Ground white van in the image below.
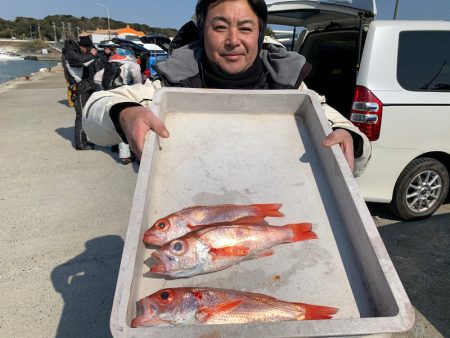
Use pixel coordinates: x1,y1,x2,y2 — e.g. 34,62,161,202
267,0,450,219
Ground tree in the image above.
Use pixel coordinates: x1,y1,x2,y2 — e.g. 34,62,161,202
0,14,178,40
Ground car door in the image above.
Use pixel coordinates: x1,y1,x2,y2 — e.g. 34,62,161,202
267,0,376,116
266,0,377,31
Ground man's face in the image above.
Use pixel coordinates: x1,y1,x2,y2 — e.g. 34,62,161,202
203,0,260,75
79,46,88,54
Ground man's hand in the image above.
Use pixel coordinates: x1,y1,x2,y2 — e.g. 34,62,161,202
119,106,170,159
322,129,354,172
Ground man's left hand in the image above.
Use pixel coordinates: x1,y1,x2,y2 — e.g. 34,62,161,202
322,129,354,172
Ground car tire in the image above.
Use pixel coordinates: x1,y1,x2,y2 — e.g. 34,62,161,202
389,158,449,220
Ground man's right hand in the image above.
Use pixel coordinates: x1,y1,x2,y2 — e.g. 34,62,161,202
119,106,170,159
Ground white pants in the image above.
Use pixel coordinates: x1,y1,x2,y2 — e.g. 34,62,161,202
118,142,131,159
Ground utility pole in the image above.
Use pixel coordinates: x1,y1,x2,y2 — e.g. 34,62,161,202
61,22,66,41
67,22,72,38
76,26,80,39
52,21,57,42
393,0,400,19
30,26,33,40
37,22,42,40
96,3,111,40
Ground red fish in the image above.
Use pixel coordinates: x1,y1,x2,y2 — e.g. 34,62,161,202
144,203,284,246
131,287,338,327
149,222,316,278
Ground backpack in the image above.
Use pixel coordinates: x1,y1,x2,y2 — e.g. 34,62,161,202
101,62,123,90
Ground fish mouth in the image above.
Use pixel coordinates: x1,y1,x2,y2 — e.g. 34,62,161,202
131,298,164,327
143,231,165,246
131,314,168,327
150,252,168,273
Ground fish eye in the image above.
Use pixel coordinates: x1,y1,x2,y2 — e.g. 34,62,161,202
154,220,170,232
169,240,188,256
157,289,174,304
173,242,183,251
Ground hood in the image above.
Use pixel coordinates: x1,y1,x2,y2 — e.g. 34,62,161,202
261,43,308,87
266,0,376,29
155,41,308,87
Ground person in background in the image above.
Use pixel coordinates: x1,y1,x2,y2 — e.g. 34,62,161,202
62,36,97,150
94,47,143,164
83,0,371,176
96,40,120,70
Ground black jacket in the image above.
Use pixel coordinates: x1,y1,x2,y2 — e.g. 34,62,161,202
62,39,97,85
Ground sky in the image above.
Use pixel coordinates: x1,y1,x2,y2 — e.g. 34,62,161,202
0,0,450,30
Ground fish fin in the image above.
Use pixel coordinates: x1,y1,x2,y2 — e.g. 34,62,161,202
284,223,317,242
250,203,285,218
256,249,274,258
296,303,339,320
187,223,202,231
197,300,242,322
210,246,250,258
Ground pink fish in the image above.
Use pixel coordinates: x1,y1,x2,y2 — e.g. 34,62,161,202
144,203,284,246
131,287,338,327
150,222,316,278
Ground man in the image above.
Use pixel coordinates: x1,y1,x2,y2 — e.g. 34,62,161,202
94,47,143,164
95,40,120,72
63,35,97,150
83,0,370,175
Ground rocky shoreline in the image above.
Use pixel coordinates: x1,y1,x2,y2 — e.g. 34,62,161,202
0,41,62,61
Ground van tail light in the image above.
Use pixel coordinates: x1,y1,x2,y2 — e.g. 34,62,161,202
350,86,383,141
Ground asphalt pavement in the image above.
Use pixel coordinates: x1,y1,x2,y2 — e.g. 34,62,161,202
0,67,448,338
0,67,139,338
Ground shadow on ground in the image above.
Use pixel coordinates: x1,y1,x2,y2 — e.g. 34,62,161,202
366,202,401,221
54,127,140,172
58,99,71,107
55,126,75,146
51,235,124,338
376,212,450,337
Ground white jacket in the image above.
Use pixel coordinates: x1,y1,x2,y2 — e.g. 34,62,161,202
83,44,371,176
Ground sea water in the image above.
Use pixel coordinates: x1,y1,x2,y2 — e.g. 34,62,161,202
0,59,59,84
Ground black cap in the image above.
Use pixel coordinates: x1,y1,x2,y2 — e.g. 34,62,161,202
78,36,94,48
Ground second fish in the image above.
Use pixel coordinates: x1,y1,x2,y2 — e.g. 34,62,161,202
149,222,316,278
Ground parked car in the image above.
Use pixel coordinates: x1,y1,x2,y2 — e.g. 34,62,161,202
267,0,450,220
111,37,153,74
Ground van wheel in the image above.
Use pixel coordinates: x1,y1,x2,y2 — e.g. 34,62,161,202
390,158,449,220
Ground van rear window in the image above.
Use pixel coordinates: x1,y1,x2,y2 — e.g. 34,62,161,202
397,31,450,91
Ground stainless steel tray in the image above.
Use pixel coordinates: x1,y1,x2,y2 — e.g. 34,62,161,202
110,88,414,337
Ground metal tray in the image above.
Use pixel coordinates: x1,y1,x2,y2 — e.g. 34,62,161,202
110,88,414,337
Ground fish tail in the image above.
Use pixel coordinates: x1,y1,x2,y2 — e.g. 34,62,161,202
297,303,339,320
284,223,317,242
250,203,284,218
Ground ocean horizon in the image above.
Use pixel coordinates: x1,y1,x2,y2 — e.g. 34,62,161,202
0,59,60,85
